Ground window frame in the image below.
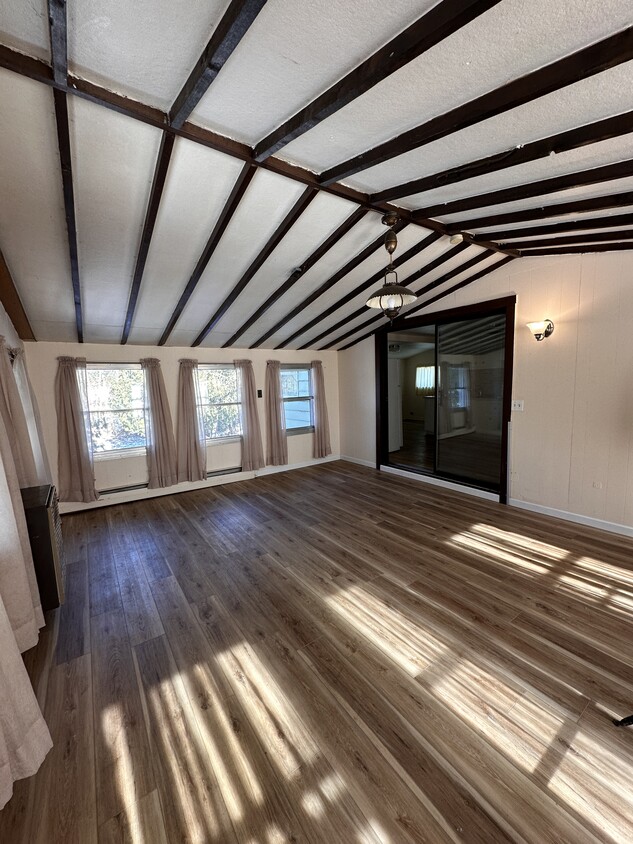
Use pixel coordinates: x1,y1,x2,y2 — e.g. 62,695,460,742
85,362,148,458
196,363,243,444
280,364,314,436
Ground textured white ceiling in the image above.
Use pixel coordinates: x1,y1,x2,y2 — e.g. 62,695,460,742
279,0,633,174
1,0,633,349
0,70,76,340
68,0,231,109
68,97,163,342
190,0,432,143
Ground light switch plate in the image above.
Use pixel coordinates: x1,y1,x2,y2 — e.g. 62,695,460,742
512,399,524,411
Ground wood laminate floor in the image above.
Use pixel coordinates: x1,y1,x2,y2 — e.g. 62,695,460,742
2,460,633,842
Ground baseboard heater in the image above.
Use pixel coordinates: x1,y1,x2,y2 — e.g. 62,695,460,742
98,467,242,496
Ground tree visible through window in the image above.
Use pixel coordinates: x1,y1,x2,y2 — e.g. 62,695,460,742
86,365,146,452
196,366,242,440
281,367,313,431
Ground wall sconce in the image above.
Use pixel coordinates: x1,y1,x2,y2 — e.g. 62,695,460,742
526,319,554,341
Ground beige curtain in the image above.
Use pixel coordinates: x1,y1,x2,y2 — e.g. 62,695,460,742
9,346,52,484
235,360,264,471
141,358,178,489
177,359,206,483
55,357,98,502
0,588,52,809
0,408,44,652
265,360,287,466
311,360,331,459
0,337,38,487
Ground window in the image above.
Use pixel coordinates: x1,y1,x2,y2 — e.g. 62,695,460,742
281,366,313,433
196,365,242,441
447,364,471,410
85,364,146,453
415,366,435,396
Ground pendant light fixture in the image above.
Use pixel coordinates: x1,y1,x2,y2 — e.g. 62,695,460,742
365,212,417,321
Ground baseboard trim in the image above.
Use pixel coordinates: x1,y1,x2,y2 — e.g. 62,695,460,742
509,498,633,538
380,465,500,501
59,455,340,514
340,455,376,468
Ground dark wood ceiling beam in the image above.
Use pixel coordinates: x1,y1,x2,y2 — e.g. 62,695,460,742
0,248,35,341
484,213,633,241
520,243,633,256
121,133,175,344
319,26,633,186
222,207,368,348
371,110,633,204
253,0,502,161
336,256,515,351
505,230,633,249
159,162,256,346
0,44,519,258
52,89,83,342
47,0,67,84
447,192,633,232
414,158,633,219
296,232,446,349
250,220,406,348
192,187,317,347
169,0,268,129
318,250,490,350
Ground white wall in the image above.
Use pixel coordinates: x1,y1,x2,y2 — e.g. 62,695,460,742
25,342,339,511
339,252,633,532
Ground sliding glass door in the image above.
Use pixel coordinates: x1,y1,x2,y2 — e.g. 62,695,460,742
379,297,514,500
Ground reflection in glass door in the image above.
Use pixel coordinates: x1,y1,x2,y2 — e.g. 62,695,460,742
436,314,505,488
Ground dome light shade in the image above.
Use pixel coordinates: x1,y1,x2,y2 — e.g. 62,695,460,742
366,282,417,320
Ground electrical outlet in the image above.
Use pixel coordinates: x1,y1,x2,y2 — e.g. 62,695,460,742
511,399,524,412
593,481,603,489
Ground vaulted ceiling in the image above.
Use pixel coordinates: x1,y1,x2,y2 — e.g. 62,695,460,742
1,0,632,350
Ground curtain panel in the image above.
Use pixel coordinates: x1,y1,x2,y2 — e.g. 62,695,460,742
176,359,206,483
9,346,52,484
234,360,264,471
265,361,287,466
0,337,38,487
311,360,331,459
55,357,98,502
140,359,178,489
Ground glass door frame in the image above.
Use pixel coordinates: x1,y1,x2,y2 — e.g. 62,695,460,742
376,295,516,503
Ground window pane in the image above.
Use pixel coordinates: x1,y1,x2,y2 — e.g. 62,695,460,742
198,368,239,404
281,368,310,398
86,368,145,410
200,404,242,439
91,410,146,451
284,399,312,430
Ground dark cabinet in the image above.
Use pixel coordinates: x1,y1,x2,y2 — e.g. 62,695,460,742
20,485,65,612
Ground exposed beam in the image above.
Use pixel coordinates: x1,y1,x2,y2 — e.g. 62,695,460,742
295,232,445,349
414,158,633,219
222,207,368,347
484,213,633,241
447,192,633,232
520,243,633,255
47,0,67,84
371,110,633,204
336,256,515,351
319,251,490,350
192,187,317,347
0,44,517,257
52,89,83,342
159,163,256,346
253,0,502,161
504,230,633,249
121,133,175,344
0,249,35,341
250,220,404,348
169,0,268,129
318,26,633,186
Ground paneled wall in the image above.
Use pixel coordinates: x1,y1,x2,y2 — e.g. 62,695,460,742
339,252,633,532
25,342,339,511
